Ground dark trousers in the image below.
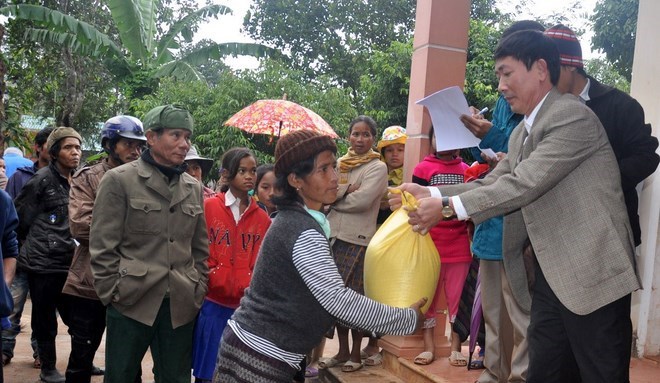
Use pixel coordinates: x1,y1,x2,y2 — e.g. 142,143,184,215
105,299,193,383
1,269,38,360
27,272,70,343
1,335,4,383
64,295,106,383
527,264,632,383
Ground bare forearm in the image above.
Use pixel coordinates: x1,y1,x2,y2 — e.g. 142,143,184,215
3,257,16,287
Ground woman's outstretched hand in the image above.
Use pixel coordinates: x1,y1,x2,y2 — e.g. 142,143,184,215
409,297,429,332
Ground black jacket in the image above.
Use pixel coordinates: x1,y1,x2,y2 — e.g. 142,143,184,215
14,163,75,273
587,76,660,246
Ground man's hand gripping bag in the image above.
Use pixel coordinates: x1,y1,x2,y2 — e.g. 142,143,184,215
364,190,440,313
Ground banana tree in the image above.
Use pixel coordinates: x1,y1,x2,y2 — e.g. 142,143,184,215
0,1,279,85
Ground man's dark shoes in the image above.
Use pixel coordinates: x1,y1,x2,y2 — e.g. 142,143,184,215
1,354,10,366
40,368,65,383
91,365,105,375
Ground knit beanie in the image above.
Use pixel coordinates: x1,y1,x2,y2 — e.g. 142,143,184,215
46,127,82,151
143,104,194,133
544,24,583,68
274,130,337,177
377,126,407,151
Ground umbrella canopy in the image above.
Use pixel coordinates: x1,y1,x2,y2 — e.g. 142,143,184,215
224,99,339,138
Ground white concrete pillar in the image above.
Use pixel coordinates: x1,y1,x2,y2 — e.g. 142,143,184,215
629,0,660,358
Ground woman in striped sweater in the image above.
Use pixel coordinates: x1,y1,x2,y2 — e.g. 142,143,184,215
212,130,426,383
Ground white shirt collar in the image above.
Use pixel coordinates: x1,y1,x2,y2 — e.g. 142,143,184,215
579,77,591,102
522,91,551,134
225,189,243,224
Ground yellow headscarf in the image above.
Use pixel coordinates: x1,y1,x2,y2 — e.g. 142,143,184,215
338,148,381,173
377,126,407,186
376,126,407,151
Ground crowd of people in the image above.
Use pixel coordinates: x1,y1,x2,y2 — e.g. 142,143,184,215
0,21,656,383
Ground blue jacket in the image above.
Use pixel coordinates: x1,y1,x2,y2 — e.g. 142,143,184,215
0,190,19,317
469,96,523,261
3,153,33,179
5,163,38,200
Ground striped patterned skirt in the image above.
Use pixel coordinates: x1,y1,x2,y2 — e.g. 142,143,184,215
332,239,367,294
213,326,297,383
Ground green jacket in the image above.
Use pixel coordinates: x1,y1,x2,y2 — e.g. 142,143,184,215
90,158,209,328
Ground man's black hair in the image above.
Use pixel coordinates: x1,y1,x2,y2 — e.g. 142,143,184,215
501,20,545,39
494,30,561,86
35,127,55,147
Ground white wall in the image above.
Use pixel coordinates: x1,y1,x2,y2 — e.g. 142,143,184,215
630,0,660,357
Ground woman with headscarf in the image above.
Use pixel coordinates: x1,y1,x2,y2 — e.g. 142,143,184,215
212,129,425,382
321,116,388,372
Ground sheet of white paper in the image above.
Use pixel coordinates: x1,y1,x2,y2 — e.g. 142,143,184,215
480,148,497,160
416,86,481,151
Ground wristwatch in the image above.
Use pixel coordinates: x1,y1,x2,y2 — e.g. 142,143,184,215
442,197,455,219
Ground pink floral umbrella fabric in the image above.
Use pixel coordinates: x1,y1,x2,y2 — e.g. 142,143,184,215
224,99,339,138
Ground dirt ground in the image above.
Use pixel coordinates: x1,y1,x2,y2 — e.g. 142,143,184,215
3,297,151,383
4,298,659,383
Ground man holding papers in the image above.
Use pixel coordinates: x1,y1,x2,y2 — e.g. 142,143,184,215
391,30,639,383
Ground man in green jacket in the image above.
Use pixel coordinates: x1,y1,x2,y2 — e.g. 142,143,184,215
90,105,209,383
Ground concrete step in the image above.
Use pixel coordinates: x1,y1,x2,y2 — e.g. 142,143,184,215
318,350,452,383
318,364,405,383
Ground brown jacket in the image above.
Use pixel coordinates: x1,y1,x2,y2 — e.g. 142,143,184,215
63,159,112,299
90,158,209,328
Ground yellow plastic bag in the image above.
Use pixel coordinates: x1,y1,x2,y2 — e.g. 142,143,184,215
364,190,440,313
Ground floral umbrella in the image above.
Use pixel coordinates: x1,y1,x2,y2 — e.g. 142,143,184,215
224,99,339,138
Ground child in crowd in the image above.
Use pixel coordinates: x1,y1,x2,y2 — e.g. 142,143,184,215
376,126,407,226
192,147,271,383
411,128,472,366
255,164,276,216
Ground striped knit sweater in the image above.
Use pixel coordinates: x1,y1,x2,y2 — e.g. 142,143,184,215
231,203,417,366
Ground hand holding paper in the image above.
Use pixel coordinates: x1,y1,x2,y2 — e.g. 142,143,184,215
416,86,482,151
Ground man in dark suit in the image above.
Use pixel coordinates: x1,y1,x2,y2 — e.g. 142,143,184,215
544,23,659,248
393,30,639,382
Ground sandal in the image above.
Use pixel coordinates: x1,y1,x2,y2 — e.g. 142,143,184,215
305,367,319,378
414,351,435,365
341,360,363,373
469,348,485,369
469,358,485,369
364,352,383,366
318,357,346,369
448,351,467,367
33,356,41,369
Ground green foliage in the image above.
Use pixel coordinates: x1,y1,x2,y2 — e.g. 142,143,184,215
0,0,278,147
585,57,631,93
244,0,415,92
134,61,356,181
464,19,500,111
358,40,412,130
2,1,120,144
591,0,638,81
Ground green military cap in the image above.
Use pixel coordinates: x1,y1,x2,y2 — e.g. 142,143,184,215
143,104,194,133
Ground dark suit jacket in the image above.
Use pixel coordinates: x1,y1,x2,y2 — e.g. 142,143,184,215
586,75,659,246
441,88,640,315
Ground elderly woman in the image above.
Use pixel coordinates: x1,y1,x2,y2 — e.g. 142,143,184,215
321,116,389,372
184,145,216,199
212,130,425,383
